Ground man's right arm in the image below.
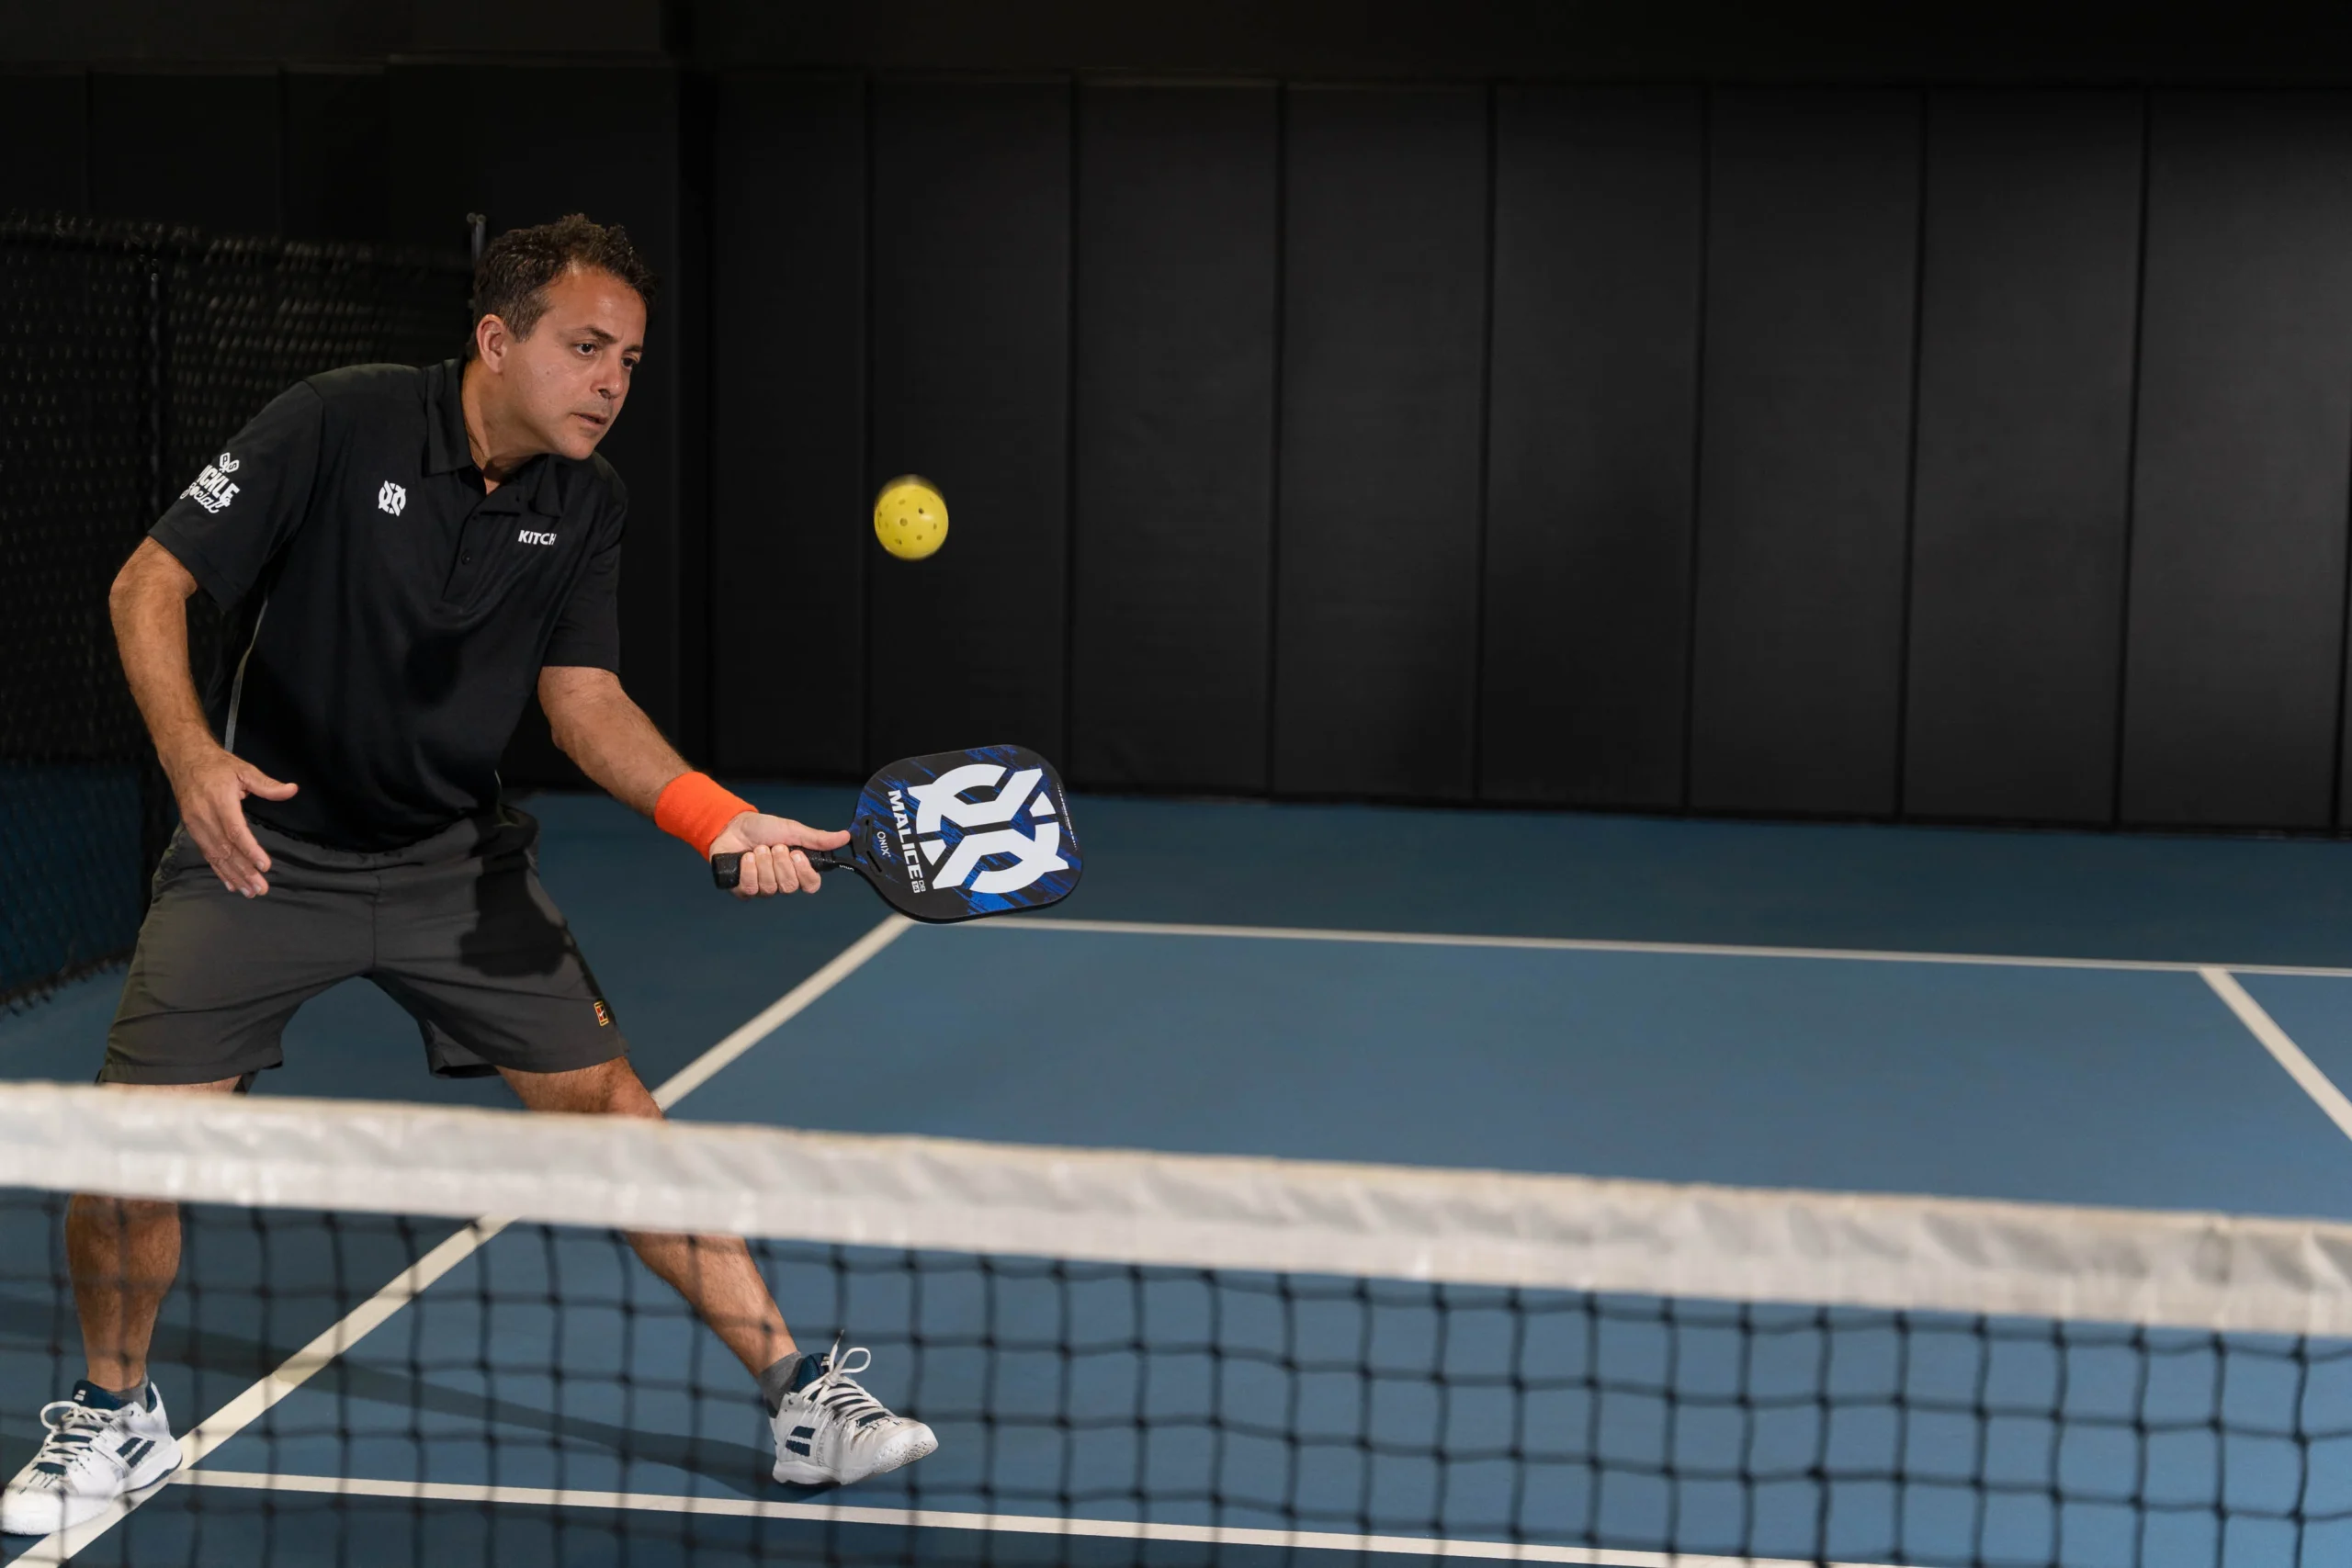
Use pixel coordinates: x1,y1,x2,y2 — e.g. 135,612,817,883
110,538,297,897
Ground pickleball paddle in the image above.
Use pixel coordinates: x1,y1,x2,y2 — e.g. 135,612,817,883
710,744,1082,923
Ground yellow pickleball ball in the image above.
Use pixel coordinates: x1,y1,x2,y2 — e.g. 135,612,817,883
874,475,949,561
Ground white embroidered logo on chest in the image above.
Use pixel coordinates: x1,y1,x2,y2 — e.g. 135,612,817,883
517,529,559,547
377,481,407,516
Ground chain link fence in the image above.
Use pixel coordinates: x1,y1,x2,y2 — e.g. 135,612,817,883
1,215,469,1010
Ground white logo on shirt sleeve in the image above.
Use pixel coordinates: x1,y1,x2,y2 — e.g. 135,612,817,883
181,452,241,513
377,481,408,516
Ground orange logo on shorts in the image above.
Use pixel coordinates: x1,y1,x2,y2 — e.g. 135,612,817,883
593,999,613,1028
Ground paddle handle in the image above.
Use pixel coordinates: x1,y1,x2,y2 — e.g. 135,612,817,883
710,846,851,890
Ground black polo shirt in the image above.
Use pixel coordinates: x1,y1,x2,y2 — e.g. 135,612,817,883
150,358,627,851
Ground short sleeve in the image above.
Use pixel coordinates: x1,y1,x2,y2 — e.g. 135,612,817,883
542,513,624,672
150,383,325,610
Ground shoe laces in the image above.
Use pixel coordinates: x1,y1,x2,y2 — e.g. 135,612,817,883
807,1335,892,1429
29,1400,123,1479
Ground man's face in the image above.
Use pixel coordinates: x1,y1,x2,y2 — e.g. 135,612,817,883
482,265,647,460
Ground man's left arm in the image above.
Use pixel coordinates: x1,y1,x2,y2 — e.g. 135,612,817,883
538,666,848,898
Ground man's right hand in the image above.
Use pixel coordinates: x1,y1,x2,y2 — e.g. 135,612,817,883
165,744,299,897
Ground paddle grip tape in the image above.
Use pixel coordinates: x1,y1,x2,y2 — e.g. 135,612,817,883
711,849,845,890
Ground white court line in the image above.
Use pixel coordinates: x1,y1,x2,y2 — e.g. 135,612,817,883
650,916,910,1110
19,913,911,1564
2202,967,2352,1144
984,916,2352,979
167,1469,1902,1568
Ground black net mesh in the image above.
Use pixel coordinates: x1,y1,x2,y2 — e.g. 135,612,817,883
0,215,467,1010
7,1080,2352,1568
5,1198,2351,1567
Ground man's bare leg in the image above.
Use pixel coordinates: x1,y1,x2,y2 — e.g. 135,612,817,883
498,1057,797,1376
68,1078,243,1393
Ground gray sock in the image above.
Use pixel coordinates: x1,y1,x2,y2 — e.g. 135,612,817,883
758,1351,824,1416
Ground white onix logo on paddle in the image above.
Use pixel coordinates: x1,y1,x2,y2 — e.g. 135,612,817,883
898,764,1069,897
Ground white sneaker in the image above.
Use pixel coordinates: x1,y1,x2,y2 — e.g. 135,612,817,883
771,1338,937,1487
1,1381,180,1535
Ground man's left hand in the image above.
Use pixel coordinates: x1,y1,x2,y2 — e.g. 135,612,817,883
708,813,850,898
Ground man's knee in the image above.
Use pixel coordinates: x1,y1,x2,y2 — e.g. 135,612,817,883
96,1075,245,1096
68,1192,175,1219
67,1078,242,1234
503,1055,659,1119
67,1190,178,1234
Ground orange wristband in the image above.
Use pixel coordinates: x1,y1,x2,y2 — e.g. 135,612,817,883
654,772,757,856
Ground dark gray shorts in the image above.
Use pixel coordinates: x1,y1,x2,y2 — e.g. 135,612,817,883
103,807,629,1085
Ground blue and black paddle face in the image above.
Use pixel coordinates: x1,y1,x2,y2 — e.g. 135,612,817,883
712,745,1081,923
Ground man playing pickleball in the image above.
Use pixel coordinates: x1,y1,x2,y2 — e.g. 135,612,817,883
1,216,935,1536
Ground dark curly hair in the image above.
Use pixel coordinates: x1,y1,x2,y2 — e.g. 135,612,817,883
468,214,659,360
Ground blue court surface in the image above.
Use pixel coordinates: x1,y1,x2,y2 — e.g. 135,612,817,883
10,790,2352,1566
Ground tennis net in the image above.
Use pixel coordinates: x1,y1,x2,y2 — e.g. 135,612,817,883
3,1081,2350,1567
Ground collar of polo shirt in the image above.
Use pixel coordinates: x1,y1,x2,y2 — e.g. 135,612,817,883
423,359,567,517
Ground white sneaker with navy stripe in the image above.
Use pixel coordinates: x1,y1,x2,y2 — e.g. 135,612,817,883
0,1380,179,1535
769,1338,937,1487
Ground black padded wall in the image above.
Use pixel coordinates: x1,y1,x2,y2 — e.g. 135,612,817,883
5,66,383,242
1069,84,1280,794
1687,90,1922,817
2,67,388,241
2123,92,2352,830
40,54,2352,832
282,69,390,244
88,71,282,234
1903,91,2142,824
864,80,1071,767
1478,86,1702,809
710,73,867,779
0,71,88,215
1272,85,1489,801
699,76,2352,831
389,62,694,780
